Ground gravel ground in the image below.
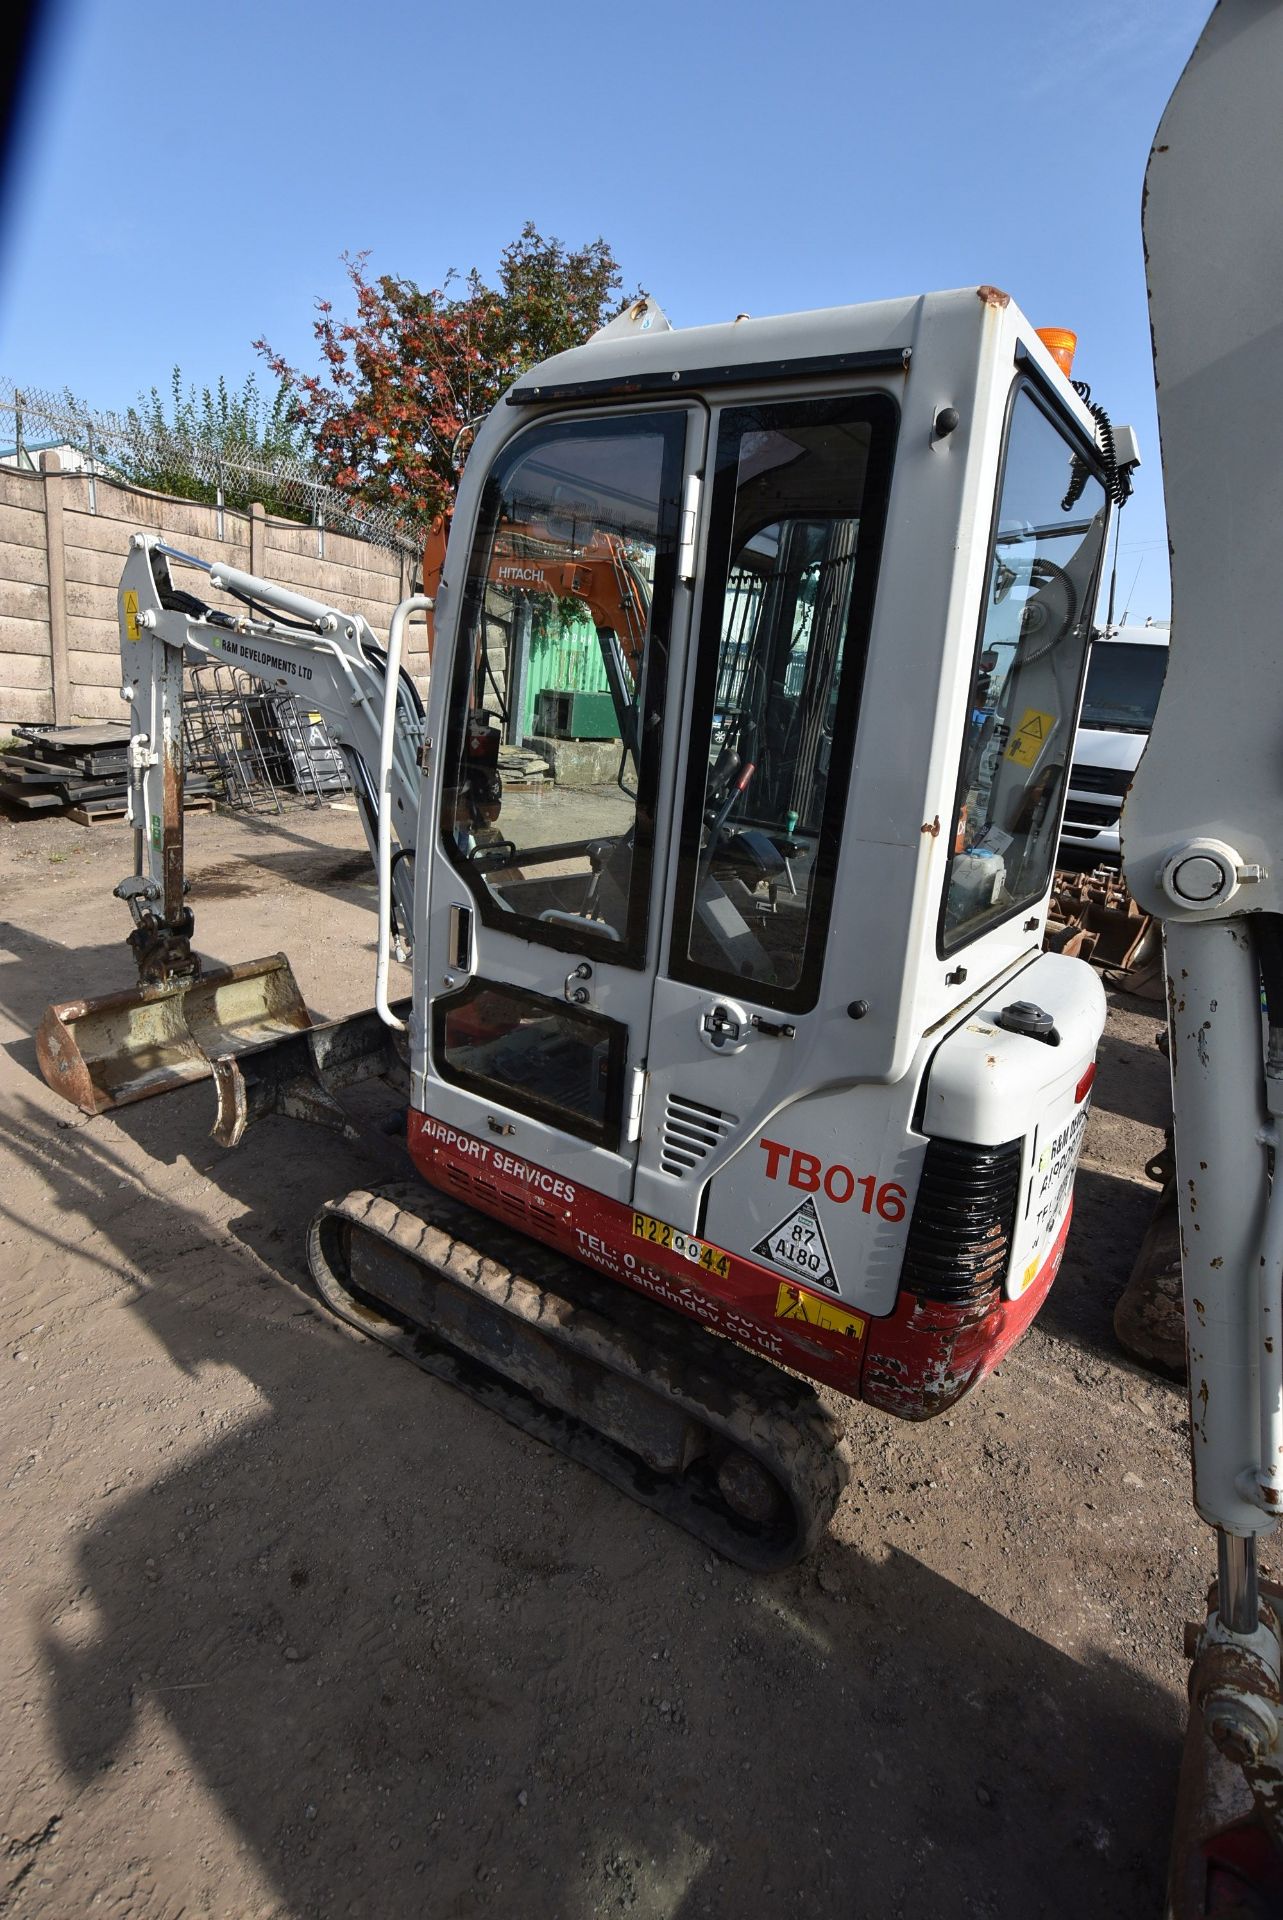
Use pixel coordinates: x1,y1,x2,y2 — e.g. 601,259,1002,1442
0,802,1260,1919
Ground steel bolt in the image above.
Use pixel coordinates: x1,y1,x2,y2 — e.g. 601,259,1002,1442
1204,1689,1278,1766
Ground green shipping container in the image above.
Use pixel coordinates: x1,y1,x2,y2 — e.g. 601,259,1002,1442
520,612,614,739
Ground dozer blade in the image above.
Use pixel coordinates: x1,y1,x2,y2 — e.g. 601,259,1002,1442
36,952,312,1117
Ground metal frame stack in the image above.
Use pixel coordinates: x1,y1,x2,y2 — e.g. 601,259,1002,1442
181,666,352,813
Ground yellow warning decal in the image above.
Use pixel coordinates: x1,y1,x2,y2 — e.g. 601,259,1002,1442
631,1211,731,1280
1004,707,1055,767
123,589,140,641
775,1283,865,1340
1018,1257,1039,1296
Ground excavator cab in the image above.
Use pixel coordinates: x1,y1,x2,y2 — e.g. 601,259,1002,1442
405,289,1124,1415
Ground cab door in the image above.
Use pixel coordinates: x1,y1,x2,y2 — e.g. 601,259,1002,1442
634,392,900,1255
419,405,705,1202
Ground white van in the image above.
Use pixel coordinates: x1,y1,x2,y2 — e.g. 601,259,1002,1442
1060,622,1169,859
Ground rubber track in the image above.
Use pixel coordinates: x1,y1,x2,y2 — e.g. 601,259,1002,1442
307,1181,852,1571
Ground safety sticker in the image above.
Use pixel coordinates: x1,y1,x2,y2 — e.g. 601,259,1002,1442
1004,707,1056,768
123,589,140,641
630,1211,731,1280
775,1283,865,1340
752,1196,837,1291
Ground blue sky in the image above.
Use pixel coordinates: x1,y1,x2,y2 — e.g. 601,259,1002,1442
2,0,1210,619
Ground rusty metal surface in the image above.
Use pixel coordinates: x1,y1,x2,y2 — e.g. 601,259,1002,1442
208,1003,409,1147
36,953,311,1116
1049,864,1158,974
1167,1707,1282,1918
1044,920,1100,962
1115,1176,1187,1378
210,1055,249,1147
160,724,184,928
1169,1582,1283,1917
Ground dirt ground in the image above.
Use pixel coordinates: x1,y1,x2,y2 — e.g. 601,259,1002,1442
0,802,1259,1920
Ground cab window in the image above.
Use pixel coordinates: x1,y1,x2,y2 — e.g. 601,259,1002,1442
943,387,1109,951
669,394,897,1013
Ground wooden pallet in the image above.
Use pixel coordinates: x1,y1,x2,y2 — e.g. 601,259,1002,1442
67,797,218,827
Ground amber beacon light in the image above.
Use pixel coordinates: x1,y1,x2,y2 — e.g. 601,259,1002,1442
1035,327,1078,378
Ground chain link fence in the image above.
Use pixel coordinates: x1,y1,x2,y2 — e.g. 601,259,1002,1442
0,379,419,558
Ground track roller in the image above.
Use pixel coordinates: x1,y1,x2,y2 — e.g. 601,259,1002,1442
307,1181,851,1571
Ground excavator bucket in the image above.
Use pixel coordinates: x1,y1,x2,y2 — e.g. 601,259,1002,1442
36,953,312,1117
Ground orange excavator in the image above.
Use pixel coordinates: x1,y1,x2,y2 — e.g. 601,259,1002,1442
422,515,649,694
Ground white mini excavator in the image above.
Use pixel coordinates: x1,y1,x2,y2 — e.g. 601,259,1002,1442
36,288,1130,1573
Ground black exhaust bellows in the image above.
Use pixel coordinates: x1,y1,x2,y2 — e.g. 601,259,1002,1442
899,1137,1023,1308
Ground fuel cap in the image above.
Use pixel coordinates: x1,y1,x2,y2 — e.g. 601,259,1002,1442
997,1000,1060,1045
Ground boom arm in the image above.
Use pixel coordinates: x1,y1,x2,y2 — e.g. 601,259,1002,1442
1122,1,1283,1898
116,536,429,996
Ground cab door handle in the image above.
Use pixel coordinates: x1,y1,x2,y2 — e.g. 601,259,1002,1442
698,998,750,1054
448,903,472,971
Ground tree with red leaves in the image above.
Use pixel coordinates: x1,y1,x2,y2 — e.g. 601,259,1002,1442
256,225,636,535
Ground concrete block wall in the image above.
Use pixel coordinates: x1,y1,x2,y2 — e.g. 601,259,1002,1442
0,457,424,729
0,468,55,724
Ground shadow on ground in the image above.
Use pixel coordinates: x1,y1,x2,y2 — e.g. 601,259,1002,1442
0,915,1184,1917
189,847,376,902
1091,1025,1170,1134
1040,1164,1165,1364
0,1073,1180,1920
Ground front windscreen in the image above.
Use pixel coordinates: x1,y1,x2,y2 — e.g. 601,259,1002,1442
943,386,1109,952
1079,642,1167,731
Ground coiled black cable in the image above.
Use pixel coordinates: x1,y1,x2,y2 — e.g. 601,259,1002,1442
1062,379,1134,512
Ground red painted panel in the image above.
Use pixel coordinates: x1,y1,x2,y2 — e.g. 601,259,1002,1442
407,1110,1070,1419
858,1206,1073,1419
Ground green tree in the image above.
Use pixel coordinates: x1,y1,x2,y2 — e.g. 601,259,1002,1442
257,224,639,534
117,368,310,519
